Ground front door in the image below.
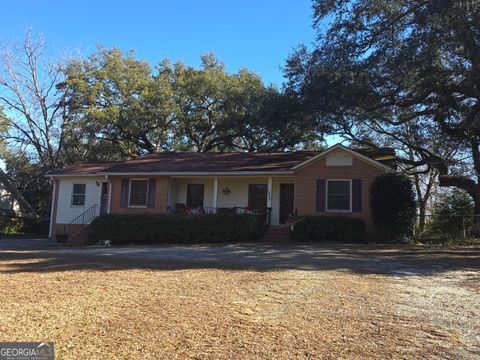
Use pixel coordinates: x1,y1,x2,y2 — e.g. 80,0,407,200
187,184,205,209
279,183,294,224
248,184,268,211
100,182,109,215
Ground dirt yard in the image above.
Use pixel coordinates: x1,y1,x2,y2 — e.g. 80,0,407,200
0,242,478,359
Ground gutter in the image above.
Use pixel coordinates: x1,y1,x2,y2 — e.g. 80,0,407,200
46,171,296,178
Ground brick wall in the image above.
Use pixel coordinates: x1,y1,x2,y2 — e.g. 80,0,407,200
110,176,169,214
294,156,385,238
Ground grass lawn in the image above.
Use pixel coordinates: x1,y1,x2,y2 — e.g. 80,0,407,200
0,249,477,359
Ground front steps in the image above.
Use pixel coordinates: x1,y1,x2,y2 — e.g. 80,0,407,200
55,234,86,246
55,225,89,246
263,225,292,242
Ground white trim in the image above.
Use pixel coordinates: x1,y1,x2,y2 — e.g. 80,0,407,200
267,177,272,208
46,174,101,178
292,144,390,171
128,178,149,208
212,177,218,211
325,179,352,213
71,183,87,207
48,180,56,238
107,182,112,214
47,171,295,178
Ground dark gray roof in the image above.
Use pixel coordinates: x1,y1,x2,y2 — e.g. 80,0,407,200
48,146,396,176
49,152,319,175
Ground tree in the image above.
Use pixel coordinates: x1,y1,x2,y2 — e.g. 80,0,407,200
370,173,417,240
285,1,480,217
157,54,266,152
0,30,70,171
236,89,328,152
64,50,325,155
428,189,474,237
0,107,8,153
61,46,176,159
160,53,327,152
361,122,458,233
2,150,51,217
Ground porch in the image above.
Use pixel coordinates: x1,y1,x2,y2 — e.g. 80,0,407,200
166,176,295,225
52,175,296,244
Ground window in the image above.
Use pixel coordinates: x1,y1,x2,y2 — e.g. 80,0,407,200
248,184,267,210
326,180,351,212
187,184,205,209
129,179,149,207
71,184,86,206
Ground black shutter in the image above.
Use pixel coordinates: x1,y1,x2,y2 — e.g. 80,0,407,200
352,179,362,213
316,179,326,212
120,179,129,208
148,179,156,208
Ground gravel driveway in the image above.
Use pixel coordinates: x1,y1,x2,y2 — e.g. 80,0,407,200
1,239,479,358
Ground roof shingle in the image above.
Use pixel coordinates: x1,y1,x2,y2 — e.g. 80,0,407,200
48,145,395,176
49,152,318,175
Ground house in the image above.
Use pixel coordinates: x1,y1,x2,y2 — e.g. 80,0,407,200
0,168,36,217
47,144,394,243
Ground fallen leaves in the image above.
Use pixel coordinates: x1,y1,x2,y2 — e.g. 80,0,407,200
0,253,470,359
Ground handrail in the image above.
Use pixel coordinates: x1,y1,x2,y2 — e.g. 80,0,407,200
68,204,98,227
164,206,272,225
62,204,98,243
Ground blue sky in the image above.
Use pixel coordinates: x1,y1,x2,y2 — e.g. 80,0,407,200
0,0,316,86
0,1,320,170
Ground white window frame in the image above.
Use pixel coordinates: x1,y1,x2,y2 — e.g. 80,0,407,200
326,179,352,212
71,183,86,207
128,178,149,208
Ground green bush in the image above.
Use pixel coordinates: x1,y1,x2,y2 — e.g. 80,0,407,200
0,215,25,234
89,213,266,244
370,173,416,240
291,215,367,242
425,189,474,237
0,215,44,235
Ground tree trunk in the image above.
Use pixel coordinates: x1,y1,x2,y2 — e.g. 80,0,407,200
439,175,478,208
473,193,480,237
418,200,426,235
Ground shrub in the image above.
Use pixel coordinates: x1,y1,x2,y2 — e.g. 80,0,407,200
291,215,367,242
426,189,474,237
89,213,266,244
0,215,45,235
370,173,416,240
0,215,25,234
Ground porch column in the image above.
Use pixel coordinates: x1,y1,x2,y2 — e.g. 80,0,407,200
267,176,272,208
213,176,218,212
107,181,113,214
